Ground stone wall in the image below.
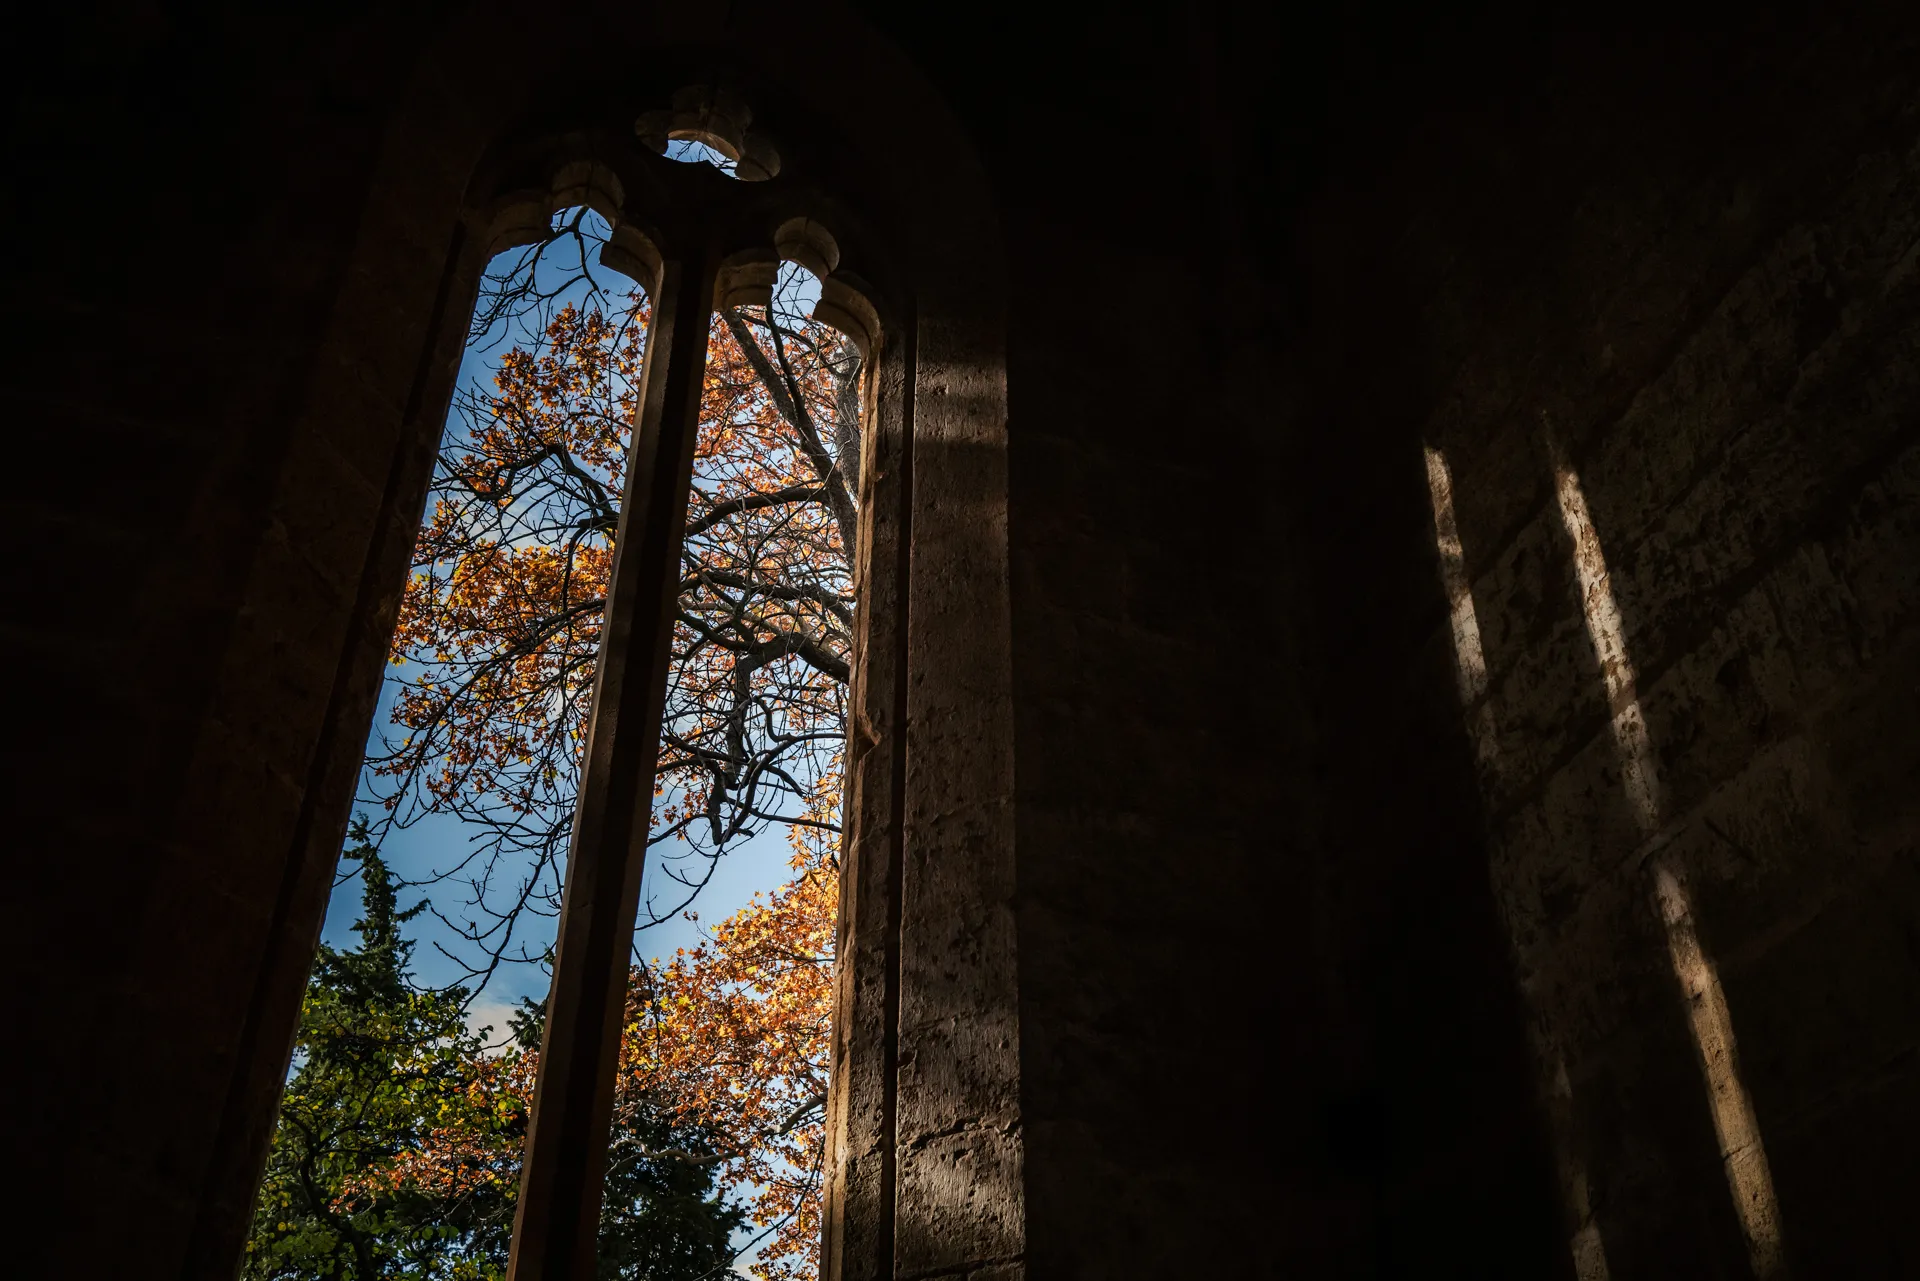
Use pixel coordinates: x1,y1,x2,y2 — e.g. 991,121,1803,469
1271,18,1920,1276
7,5,1919,1280
11,7,469,1275
953,9,1574,1276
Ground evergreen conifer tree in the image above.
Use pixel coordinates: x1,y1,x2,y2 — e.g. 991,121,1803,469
245,824,742,1279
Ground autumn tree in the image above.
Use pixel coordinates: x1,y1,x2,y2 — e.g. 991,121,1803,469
366,855,830,1278
614,824,839,1275
354,205,860,1277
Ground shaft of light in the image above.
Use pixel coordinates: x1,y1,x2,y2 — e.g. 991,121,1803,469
1425,447,1499,770
1553,457,1786,1278
1428,447,1608,1278
1551,461,1660,831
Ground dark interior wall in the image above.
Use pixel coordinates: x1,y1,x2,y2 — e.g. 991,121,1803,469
909,6,1920,1277
8,4,1920,1280
957,9,1571,1277
1379,24,1920,1277
873,8,1573,1278
1214,13,1920,1278
8,4,472,1273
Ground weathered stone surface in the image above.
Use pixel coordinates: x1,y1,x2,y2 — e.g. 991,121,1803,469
12,9,1920,1281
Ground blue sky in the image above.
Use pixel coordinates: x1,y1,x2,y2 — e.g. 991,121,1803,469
320,186,823,1046
307,151,826,1275
320,679,803,1039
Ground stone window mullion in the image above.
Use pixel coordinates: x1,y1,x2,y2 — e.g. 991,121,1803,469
822,309,914,1281
507,239,721,1281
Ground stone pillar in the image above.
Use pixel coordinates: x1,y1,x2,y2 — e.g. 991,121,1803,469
509,239,715,1281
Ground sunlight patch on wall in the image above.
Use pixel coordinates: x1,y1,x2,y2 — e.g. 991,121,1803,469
1570,1224,1611,1281
1424,446,1498,770
1652,863,1788,1278
1428,446,1612,1280
1551,1058,1616,1281
1551,459,1659,829
1551,454,1787,1279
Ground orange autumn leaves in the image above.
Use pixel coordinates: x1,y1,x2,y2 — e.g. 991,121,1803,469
352,832,834,1276
619,823,840,1276
653,305,855,864
381,303,641,836
371,265,859,1279
342,1049,537,1209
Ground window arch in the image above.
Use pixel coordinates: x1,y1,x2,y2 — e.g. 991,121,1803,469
197,22,1021,1281
454,108,891,1280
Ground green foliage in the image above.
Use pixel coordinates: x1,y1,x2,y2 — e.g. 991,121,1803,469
595,1111,745,1281
245,823,743,1280
245,825,516,1279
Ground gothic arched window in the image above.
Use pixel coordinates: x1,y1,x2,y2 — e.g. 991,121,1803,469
375,84,888,1281
224,37,1021,1281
